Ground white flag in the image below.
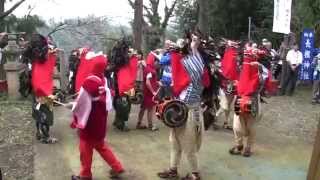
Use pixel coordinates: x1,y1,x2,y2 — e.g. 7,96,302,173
273,0,292,34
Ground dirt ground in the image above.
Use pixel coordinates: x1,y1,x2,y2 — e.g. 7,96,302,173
0,101,34,180
0,86,319,180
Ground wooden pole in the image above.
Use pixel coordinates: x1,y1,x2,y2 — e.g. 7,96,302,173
248,17,251,41
307,115,320,180
58,50,68,92
133,0,143,50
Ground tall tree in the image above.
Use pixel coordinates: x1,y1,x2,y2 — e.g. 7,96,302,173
0,0,26,20
0,0,26,31
133,0,143,50
128,0,178,51
198,0,209,38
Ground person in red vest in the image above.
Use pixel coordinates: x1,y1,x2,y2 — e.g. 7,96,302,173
67,56,125,180
216,40,240,130
158,30,211,180
23,34,58,144
108,39,138,131
230,42,269,157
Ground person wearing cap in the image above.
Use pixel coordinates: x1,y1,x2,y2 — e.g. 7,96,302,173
279,44,303,96
158,40,175,100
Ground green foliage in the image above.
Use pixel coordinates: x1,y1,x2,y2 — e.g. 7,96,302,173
1,14,45,34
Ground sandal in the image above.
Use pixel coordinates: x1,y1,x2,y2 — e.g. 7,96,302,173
109,169,125,179
229,145,243,155
181,173,201,180
157,168,178,179
243,147,252,157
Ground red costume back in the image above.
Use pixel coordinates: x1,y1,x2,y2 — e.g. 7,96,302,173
117,56,138,96
31,53,56,97
237,55,260,96
221,47,239,81
75,52,108,93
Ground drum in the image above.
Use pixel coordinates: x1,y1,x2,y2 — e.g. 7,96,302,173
156,99,188,128
234,96,258,117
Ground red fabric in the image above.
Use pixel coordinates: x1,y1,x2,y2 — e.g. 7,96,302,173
142,65,159,108
79,138,123,178
0,81,8,92
264,70,278,95
31,53,56,97
171,52,190,96
239,96,251,115
117,56,138,96
221,47,239,80
202,68,211,88
78,76,107,141
75,52,93,92
91,55,107,78
237,55,260,96
75,54,107,92
146,52,155,66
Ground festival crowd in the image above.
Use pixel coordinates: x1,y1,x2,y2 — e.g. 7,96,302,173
0,30,319,180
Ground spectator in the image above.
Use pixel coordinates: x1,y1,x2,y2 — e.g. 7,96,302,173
279,44,303,96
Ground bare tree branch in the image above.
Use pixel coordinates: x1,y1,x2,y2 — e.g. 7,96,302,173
0,0,26,20
26,4,36,17
47,23,68,36
127,0,135,8
143,5,153,19
161,0,178,29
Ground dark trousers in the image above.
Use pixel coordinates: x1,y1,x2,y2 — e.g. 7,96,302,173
113,96,131,129
32,98,54,141
280,67,299,95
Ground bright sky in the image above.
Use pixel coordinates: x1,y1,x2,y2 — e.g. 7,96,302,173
6,0,136,25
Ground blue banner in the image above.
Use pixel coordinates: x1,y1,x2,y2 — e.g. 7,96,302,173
299,28,315,80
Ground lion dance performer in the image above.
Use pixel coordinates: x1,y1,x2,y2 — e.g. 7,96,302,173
67,55,125,180
158,31,211,180
23,34,58,144
107,39,138,132
216,40,240,130
229,42,273,157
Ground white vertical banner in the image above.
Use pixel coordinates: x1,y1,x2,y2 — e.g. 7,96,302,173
273,0,292,34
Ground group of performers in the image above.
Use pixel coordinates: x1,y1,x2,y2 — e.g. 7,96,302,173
23,30,277,180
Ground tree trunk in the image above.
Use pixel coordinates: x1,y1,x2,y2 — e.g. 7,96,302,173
133,0,143,50
0,0,5,32
198,0,209,39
